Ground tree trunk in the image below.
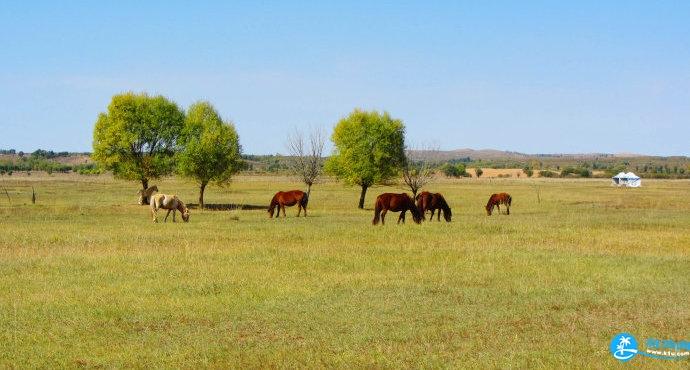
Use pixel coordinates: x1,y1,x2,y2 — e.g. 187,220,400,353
199,182,207,210
141,179,150,205
306,183,312,199
358,185,368,209
412,189,418,199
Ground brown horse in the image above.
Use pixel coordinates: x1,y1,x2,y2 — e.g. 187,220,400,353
268,190,309,218
416,191,452,222
372,193,423,225
486,193,512,215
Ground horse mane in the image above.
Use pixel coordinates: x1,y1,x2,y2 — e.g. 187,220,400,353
176,196,188,212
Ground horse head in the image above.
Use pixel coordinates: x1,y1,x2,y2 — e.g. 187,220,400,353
444,207,452,222
177,201,190,222
412,210,423,224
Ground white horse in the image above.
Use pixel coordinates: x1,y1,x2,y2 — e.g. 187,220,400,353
150,193,190,223
138,185,159,205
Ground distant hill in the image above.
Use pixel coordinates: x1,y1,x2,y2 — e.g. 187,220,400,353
407,148,645,161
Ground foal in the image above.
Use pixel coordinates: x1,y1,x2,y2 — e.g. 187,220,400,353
150,193,190,223
485,193,512,215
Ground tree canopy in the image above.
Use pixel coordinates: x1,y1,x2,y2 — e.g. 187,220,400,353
325,109,406,208
177,101,242,208
92,92,185,195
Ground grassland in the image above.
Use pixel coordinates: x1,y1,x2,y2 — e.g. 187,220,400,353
1,173,689,368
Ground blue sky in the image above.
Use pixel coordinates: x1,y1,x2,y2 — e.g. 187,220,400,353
1,1,689,155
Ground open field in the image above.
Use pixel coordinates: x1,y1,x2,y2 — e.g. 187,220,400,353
1,174,689,368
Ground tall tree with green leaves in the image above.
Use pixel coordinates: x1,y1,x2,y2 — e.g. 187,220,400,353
325,109,406,209
93,92,185,203
177,101,242,209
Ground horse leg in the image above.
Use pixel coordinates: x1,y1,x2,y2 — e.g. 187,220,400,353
173,209,177,222
506,204,510,215
281,204,287,218
398,211,406,224
164,209,172,222
496,204,501,215
429,209,435,222
297,204,302,217
152,208,158,223
381,209,388,225
437,209,441,221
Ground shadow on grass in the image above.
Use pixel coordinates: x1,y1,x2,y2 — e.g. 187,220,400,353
187,203,266,211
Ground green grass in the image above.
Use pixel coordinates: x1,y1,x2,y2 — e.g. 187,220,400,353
1,174,689,368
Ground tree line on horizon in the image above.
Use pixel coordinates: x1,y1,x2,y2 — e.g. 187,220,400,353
2,92,690,207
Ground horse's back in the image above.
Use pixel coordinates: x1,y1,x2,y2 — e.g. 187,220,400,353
152,193,179,209
275,190,305,206
377,192,413,211
490,192,511,204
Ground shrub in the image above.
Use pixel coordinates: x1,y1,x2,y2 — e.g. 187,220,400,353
539,170,557,178
561,166,592,178
441,163,468,178
475,168,483,178
523,166,534,177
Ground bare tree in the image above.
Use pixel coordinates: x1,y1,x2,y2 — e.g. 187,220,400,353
287,127,326,197
402,144,438,198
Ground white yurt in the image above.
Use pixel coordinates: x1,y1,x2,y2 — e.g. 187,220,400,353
611,172,641,187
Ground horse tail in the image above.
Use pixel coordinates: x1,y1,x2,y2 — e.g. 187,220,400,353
408,195,423,224
301,192,309,208
268,193,279,217
505,194,512,215
149,194,158,211
416,196,425,220
372,198,382,225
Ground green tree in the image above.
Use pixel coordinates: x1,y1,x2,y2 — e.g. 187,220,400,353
475,168,484,178
325,109,406,209
177,101,242,209
92,92,184,203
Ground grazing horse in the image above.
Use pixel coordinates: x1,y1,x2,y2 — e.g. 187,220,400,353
137,185,159,205
485,193,512,215
268,190,309,218
150,193,190,223
372,193,423,225
415,191,452,222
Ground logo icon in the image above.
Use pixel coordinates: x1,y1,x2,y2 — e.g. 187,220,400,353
610,333,639,362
